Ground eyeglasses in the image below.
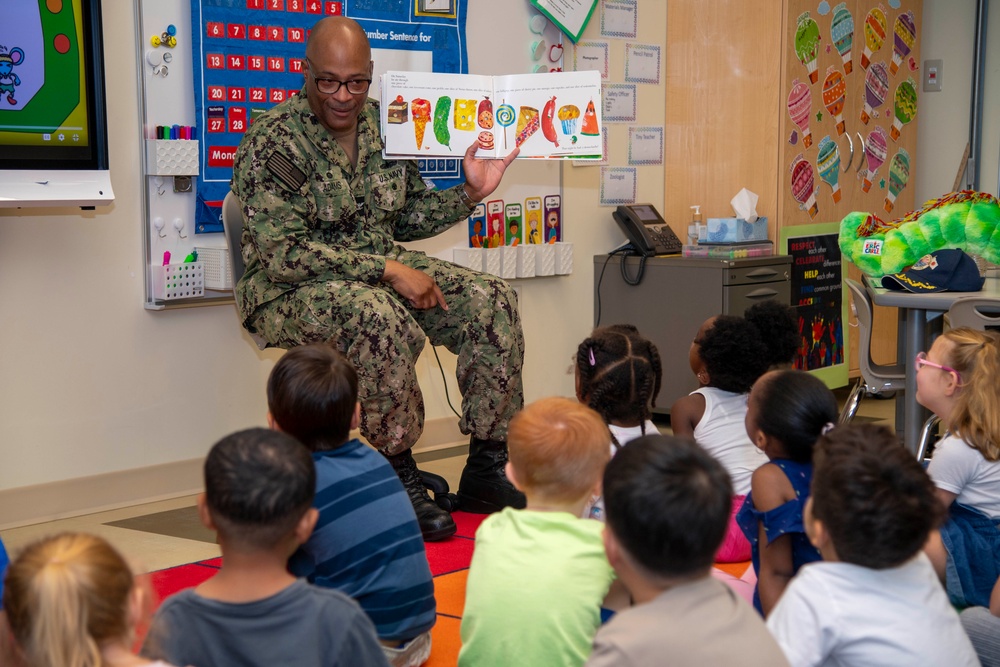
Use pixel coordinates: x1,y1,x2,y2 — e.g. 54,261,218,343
305,59,371,95
915,351,961,380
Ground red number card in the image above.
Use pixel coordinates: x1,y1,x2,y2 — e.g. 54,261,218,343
267,56,285,72
227,24,245,39
248,55,265,71
227,54,245,70
325,2,342,15
268,26,285,41
228,87,246,102
248,25,265,40
207,85,225,101
288,27,305,42
206,53,224,69
206,22,224,38
270,89,286,103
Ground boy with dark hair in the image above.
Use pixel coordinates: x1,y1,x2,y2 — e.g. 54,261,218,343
270,343,436,667
142,428,389,667
585,434,787,667
768,423,978,666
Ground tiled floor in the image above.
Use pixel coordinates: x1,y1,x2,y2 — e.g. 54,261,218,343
0,387,896,576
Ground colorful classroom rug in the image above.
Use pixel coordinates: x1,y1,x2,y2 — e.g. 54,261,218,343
146,511,753,667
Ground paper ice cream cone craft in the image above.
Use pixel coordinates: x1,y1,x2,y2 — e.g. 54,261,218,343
862,126,888,193
890,78,917,142
388,96,408,124
861,6,886,70
884,149,910,213
839,190,1000,279
478,97,493,129
860,61,888,125
787,80,813,149
516,107,540,147
891,11,916,76
831,3,855,75
794,13,821,85
790,154,819,219
817,135,842,204
823,68,847,137
558,104,580,134
581,99,599,136
411,98,431,149
454,99,476,131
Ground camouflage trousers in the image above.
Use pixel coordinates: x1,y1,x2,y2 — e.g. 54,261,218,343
249,248,525,455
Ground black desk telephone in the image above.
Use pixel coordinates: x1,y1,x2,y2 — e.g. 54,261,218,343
612,204,683,256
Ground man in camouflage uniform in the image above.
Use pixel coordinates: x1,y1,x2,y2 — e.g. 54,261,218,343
231,17,524,541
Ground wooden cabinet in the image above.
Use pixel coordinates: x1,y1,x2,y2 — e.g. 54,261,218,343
664,0,923,372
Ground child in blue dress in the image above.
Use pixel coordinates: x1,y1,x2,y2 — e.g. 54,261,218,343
736,369,838,615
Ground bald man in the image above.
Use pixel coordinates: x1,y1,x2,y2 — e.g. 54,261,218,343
231,17,524,541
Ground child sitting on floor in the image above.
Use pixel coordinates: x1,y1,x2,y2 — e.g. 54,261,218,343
670,314,770,562
459,397,616,667
736,369,837,615
918,328,1000,608
3,532,177,667
142,428,389,667
270,343,435,667
575,324,662,520
585,434,788,667
768,423,978,666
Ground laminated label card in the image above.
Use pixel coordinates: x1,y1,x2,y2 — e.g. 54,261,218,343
380,70,603,160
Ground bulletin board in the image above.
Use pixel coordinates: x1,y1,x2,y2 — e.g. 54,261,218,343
137,0,565,309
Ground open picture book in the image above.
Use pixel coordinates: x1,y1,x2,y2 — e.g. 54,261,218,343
379,70,602,160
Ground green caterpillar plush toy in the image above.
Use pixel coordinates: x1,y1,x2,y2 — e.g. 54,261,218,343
839,190,1000,278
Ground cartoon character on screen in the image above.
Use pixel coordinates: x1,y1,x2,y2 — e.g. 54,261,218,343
546,209,560,244
526,210,542,244
0,47,25,105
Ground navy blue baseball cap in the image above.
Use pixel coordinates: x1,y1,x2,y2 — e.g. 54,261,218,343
881,249,985,293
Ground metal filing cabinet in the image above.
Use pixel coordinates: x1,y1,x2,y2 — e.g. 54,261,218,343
593,254,792,415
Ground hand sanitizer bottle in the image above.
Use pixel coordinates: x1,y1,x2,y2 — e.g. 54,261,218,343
688,205,703,245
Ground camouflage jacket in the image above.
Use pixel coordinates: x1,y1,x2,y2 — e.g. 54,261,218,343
231,91,471,324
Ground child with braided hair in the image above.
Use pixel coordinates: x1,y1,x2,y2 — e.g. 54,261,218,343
574,324,663,520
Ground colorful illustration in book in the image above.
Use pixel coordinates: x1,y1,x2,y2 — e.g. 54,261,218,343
581,99,599,135
495,102,515,150
831,3,855,74
794,13,821,84
387,96,408,124
787,80,813,149
890,78,917,141
860,5,887,70
890,11,916,76
544,194,562,243
454,98,476,131
516,106,540,147
486,200,504,248
433,96,452,149
790,154,819,219
860,60,889,124
478,131,494,151
468,203,486,248
884,148,910,213
411,98,431,149
862,126,888,192
525,197,543,244
558,104,580,138
541,97,559,147
505,203,522,246
817,135,842,203
478,97,493,129
822,67,847,136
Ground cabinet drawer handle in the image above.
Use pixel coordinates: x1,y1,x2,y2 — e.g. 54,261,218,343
744,268,778,279
744,288,779,299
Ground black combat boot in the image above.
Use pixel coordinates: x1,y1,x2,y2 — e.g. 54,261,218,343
457,437,527,513
387,450,456,541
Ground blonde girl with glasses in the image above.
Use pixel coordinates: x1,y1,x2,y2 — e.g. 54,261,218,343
919,327,1000,608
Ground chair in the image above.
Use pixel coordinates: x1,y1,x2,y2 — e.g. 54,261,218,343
839,278,907,423
947,296,1000,332
221,190,267,351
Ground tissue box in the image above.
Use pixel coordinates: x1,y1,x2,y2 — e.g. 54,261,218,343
704,217,769,243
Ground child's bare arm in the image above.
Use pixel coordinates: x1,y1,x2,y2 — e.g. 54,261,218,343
749,463,796,617
989,574,1000,616
668,393,705,438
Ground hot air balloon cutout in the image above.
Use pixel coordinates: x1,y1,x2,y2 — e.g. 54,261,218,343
890,77,917,141
884,148,910,213
817,135,842,203
860,5,887,70
862,126,888,193
831,3,855,74
787,80,813,148
860,60,889,124
790,153,819,219
822,67,847,136
794,13,821,85
891,11,916,76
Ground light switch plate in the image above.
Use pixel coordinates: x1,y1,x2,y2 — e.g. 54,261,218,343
924,59,943,92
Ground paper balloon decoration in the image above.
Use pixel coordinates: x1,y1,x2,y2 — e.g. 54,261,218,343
831,3,855,74
862,126,888,193
787,80,813,149
890,78,917,141
790,154,819,219
884,148,910,213
860,61,889,124
794,13,822,84
861,6,886,70
822,67,847,136
891,11,916,76
817,136,842,203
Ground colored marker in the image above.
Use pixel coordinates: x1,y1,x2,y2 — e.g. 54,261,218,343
162,250,171,266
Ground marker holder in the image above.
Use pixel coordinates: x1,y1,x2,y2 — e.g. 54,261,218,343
146,140,199,176
154,262,205,300
553,242,574,275
193,247,233,290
